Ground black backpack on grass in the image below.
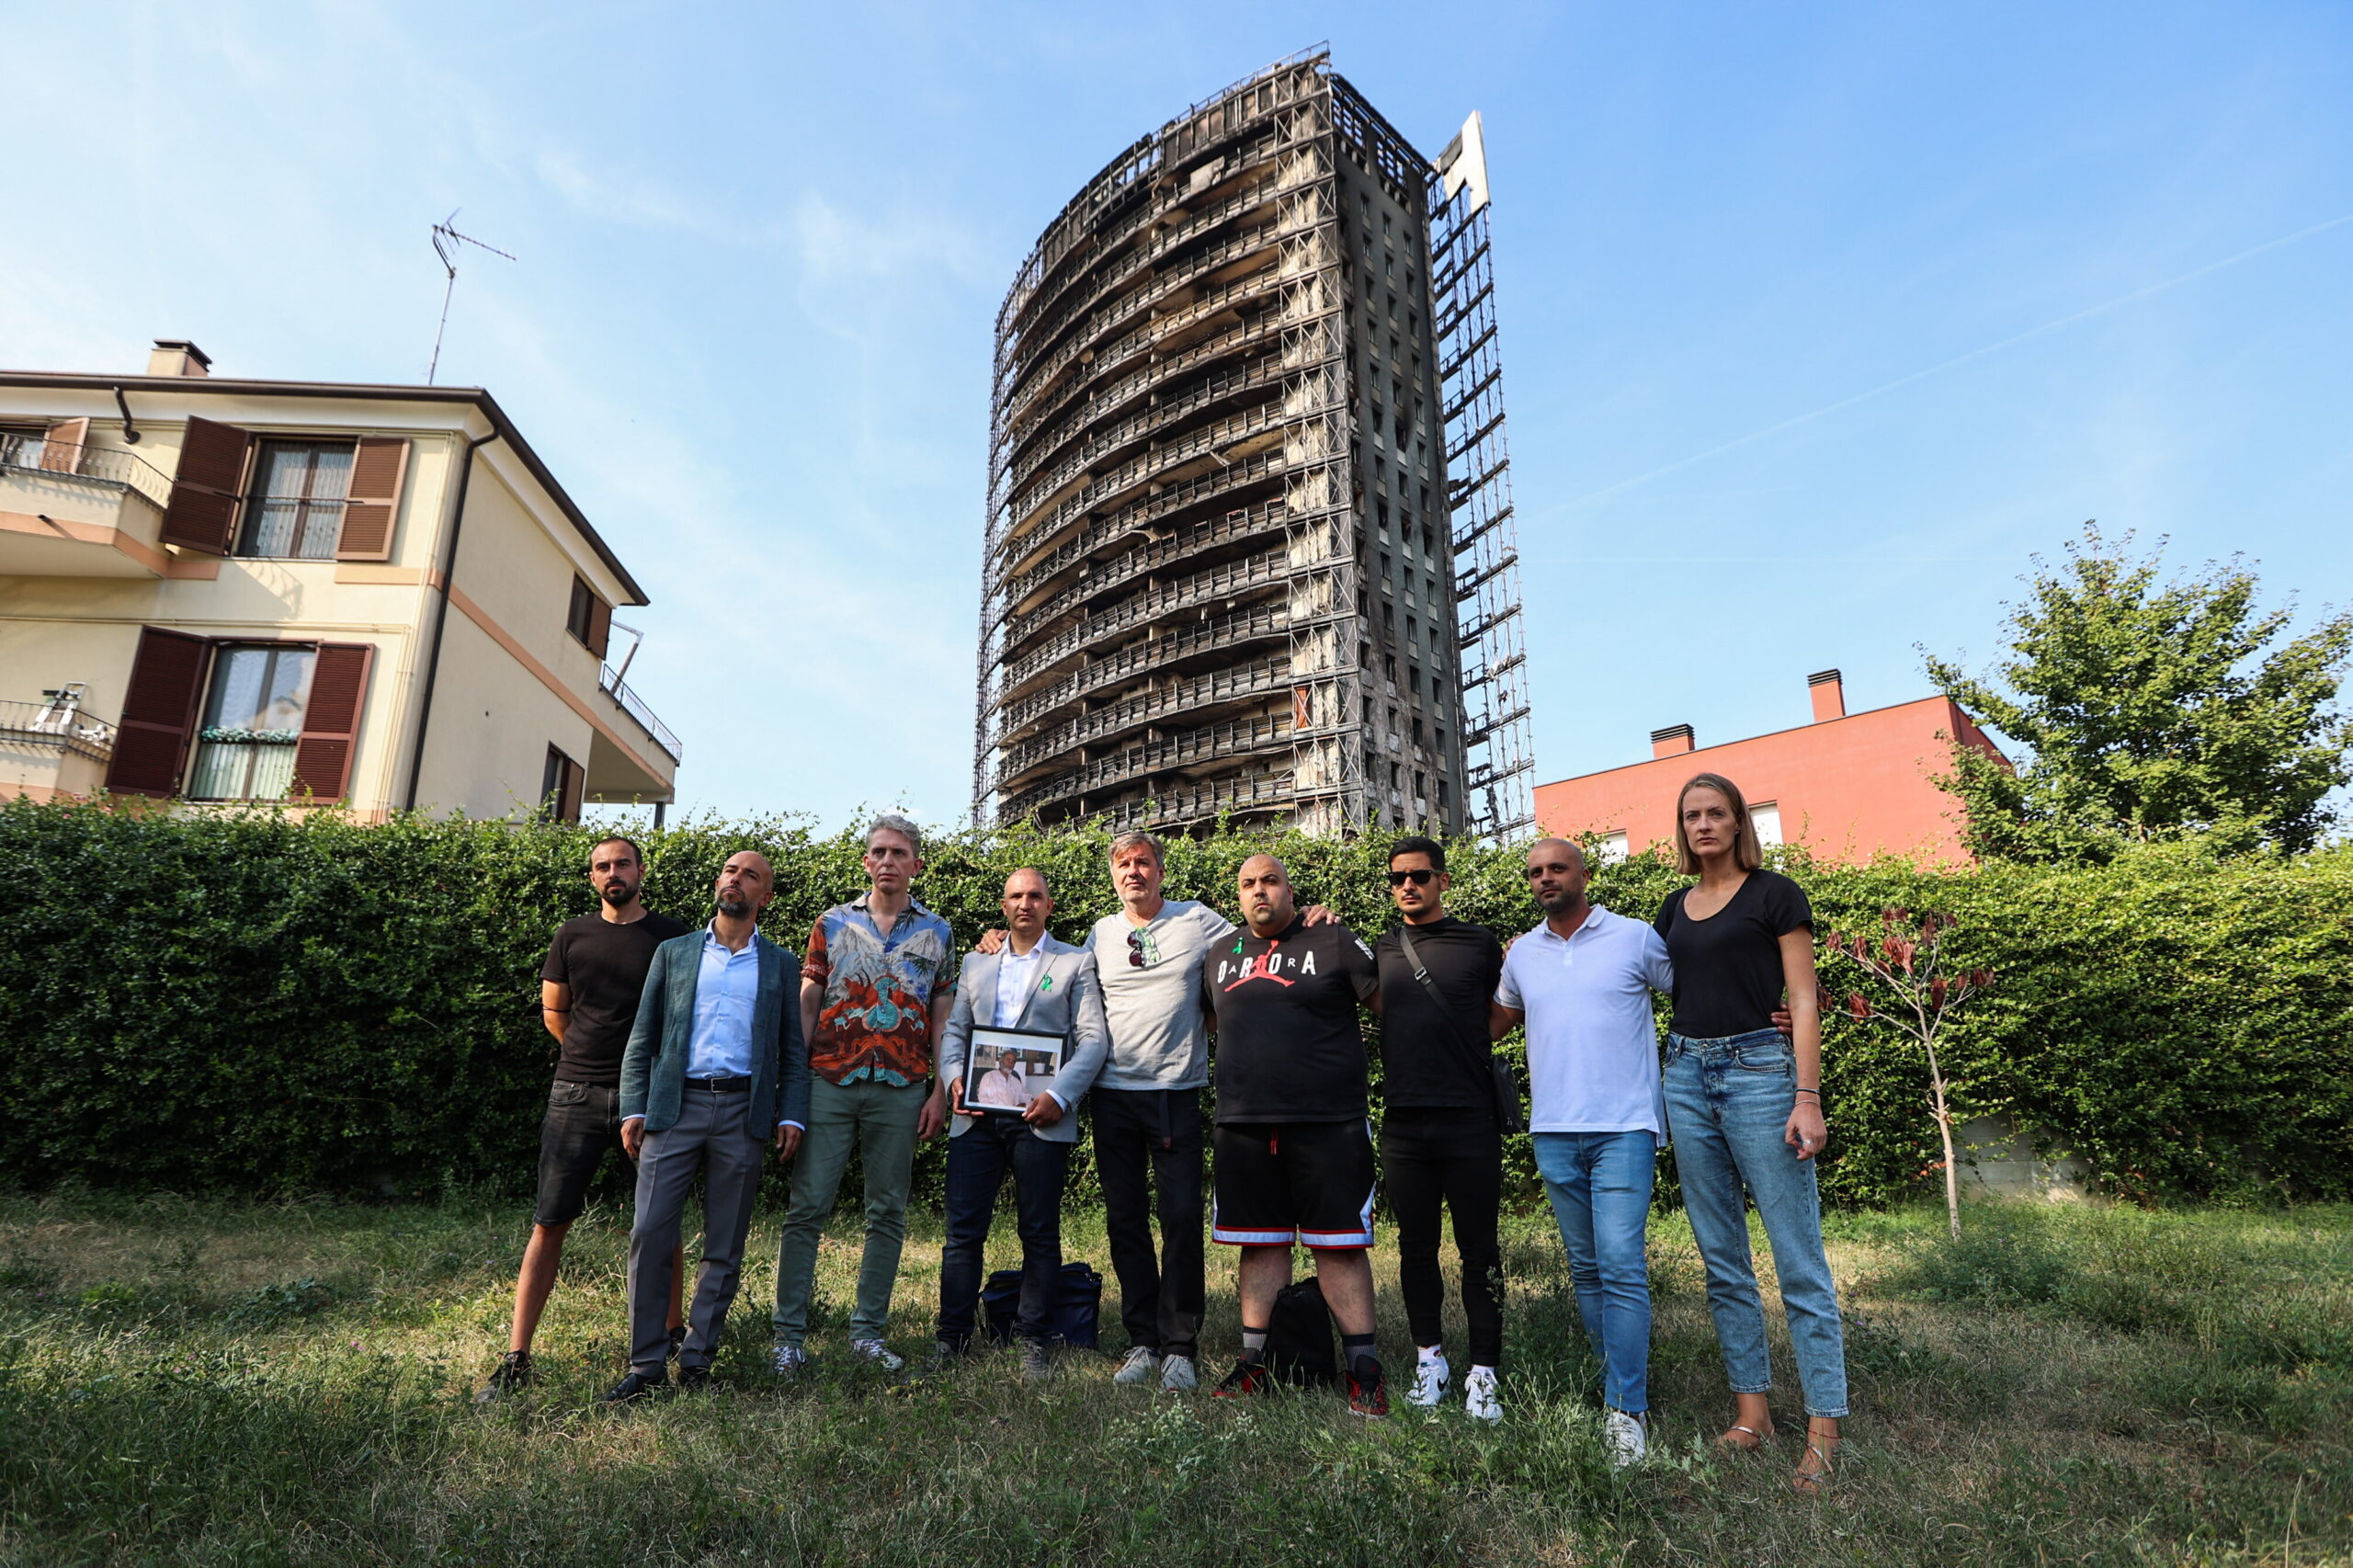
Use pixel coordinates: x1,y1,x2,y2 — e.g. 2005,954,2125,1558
1266,1275,1338,1387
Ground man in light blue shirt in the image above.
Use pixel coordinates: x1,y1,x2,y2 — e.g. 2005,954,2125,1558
1493,837,1673,1466
608,850,810,1402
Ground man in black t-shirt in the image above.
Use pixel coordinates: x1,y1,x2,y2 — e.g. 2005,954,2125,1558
1371,835,1508,1421
1206,854,1392,1417
478,835,689,1401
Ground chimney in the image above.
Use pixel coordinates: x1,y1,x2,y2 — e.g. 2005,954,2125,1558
1808,668,1846,722
1651,723,1695,759
146,339,211,378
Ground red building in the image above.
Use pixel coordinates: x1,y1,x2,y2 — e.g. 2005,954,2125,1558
1533,670,2009,866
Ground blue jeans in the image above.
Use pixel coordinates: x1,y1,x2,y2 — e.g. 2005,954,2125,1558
1532,1131,1655,1414
1664,1029,1849,1418
937,1117,1071,1346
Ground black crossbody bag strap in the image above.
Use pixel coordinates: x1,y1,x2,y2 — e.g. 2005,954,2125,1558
1397,925,1523,1135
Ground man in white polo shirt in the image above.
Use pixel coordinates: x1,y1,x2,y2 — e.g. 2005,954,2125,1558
1492,837,1673,1467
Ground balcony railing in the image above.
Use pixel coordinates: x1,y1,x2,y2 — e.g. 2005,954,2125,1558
598,665,684,765
0,698,118,763
0,435,174,509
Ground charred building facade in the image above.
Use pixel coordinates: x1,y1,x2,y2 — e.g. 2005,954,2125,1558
975,49,1532,838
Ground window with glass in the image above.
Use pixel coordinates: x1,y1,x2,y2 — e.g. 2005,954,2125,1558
237,440,355,559
188,644,315,800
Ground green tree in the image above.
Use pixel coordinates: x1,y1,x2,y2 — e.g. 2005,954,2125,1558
1925,525,2353,862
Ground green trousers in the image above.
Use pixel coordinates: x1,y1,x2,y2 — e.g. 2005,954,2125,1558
771,1075,924,1346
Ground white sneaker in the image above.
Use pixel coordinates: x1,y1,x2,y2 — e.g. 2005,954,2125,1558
1406,1351,1451,1409
1603,1408,1647,1468
1464,1365,1502,1424
1114,1346,1162,1386
848,1337,904,1371
1158,1354,1198,1392
770,1343,806,1381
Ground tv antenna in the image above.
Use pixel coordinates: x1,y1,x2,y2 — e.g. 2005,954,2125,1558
426,211,517,384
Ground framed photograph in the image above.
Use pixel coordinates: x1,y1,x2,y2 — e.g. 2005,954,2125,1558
964,1025,1066,1115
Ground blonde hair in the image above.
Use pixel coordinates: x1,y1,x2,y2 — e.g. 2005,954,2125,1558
1674,772,1764,874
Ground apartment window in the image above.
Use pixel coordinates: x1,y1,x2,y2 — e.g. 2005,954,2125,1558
1412,719,1425,745
1361,695,1372,723
1435,726,1447,752
541,744,585,824
1751,802,1784,848
1597,831,1631,866
1390,761,1402,787
1408,667,1422,696
1438,778,1450,808
566,575,613,659
238,440,353,559
1415,769,1427,798
188,644,316,801
1406,616,1418,647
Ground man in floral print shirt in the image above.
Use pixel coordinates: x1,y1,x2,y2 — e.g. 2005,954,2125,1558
768,812,955,1373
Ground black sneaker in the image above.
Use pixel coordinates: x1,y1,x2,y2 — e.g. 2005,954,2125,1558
599,1369,669,1404
667,1325,688,1364
1347,1358,1390,1419
474,1350,532,1403
1211,1354,1274,1400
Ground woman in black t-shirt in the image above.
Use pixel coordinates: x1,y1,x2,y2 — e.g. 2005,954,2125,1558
1654,771,1847,1494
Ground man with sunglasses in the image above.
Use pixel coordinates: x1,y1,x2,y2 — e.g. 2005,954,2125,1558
1371,835,1509,1421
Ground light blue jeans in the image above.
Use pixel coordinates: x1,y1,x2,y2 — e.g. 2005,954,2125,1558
1664,1029,1849,1418
1532,1130,1655,1415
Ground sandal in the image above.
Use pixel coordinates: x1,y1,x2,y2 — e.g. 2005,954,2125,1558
1792,1437,1839,1494
1713,1423,1774,1455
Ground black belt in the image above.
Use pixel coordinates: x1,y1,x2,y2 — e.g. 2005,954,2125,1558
684,1075,752,1092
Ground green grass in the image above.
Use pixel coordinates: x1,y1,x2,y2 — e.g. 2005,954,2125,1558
0,1192,2344,1566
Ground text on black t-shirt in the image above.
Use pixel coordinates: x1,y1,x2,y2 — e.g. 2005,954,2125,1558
1653,869,1812,1040
1207,917,1380,1123
540,910,693,1085
1372,917,1506,1111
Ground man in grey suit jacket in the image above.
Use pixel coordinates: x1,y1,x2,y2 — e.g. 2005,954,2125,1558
606,850,811,1402
933,868,1109,1380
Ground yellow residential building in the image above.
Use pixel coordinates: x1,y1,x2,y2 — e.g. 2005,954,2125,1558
0,339,679,821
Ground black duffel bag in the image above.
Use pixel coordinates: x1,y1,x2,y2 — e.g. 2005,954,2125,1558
982,1260,1102,1348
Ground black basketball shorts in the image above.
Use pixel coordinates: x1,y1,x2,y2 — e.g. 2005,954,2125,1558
1211,1119,1377,1249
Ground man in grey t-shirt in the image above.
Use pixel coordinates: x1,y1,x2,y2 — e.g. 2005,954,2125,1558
1087,830,1232,1391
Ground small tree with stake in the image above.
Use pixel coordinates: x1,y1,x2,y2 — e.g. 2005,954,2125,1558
1823,912,1995,1238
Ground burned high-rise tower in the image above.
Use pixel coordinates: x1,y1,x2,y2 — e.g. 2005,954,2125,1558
974,48,1532,838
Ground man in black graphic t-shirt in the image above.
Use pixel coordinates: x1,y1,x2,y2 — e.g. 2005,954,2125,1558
1206,853,1392,1418
478,836,689,1401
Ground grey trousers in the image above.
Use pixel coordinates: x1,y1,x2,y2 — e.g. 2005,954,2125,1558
628,1088,766,1375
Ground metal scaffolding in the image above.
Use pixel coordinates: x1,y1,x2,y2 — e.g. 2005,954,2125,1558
1431,112,1535,839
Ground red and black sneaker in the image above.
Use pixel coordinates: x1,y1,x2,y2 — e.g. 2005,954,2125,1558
1346,1358,1390,1419
1212,1354,1274,1399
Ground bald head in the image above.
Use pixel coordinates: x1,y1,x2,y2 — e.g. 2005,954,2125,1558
1003,867,1053,943
714,850,775,922
1236,853,1296,936
1524,837,1589,920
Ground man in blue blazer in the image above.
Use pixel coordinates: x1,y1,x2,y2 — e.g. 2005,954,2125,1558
933,868,1109,1380
607,849,810,1401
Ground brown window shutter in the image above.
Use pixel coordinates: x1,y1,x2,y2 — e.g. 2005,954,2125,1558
40,417,88,474
159,416,252,553
290,642,374,801
560,754,585,824
104,628,211,798
586,594,613,661
334,437,410,562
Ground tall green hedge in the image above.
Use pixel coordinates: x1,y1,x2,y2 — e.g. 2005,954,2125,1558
2,799,2346,1208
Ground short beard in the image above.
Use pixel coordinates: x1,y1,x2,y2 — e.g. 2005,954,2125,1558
716,898,750,920
600,881,636,906
1538,888,1584,916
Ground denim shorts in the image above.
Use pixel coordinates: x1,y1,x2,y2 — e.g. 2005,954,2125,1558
534,1079,633,1227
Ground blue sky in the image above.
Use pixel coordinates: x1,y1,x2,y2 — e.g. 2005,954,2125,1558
8,3,2349,832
